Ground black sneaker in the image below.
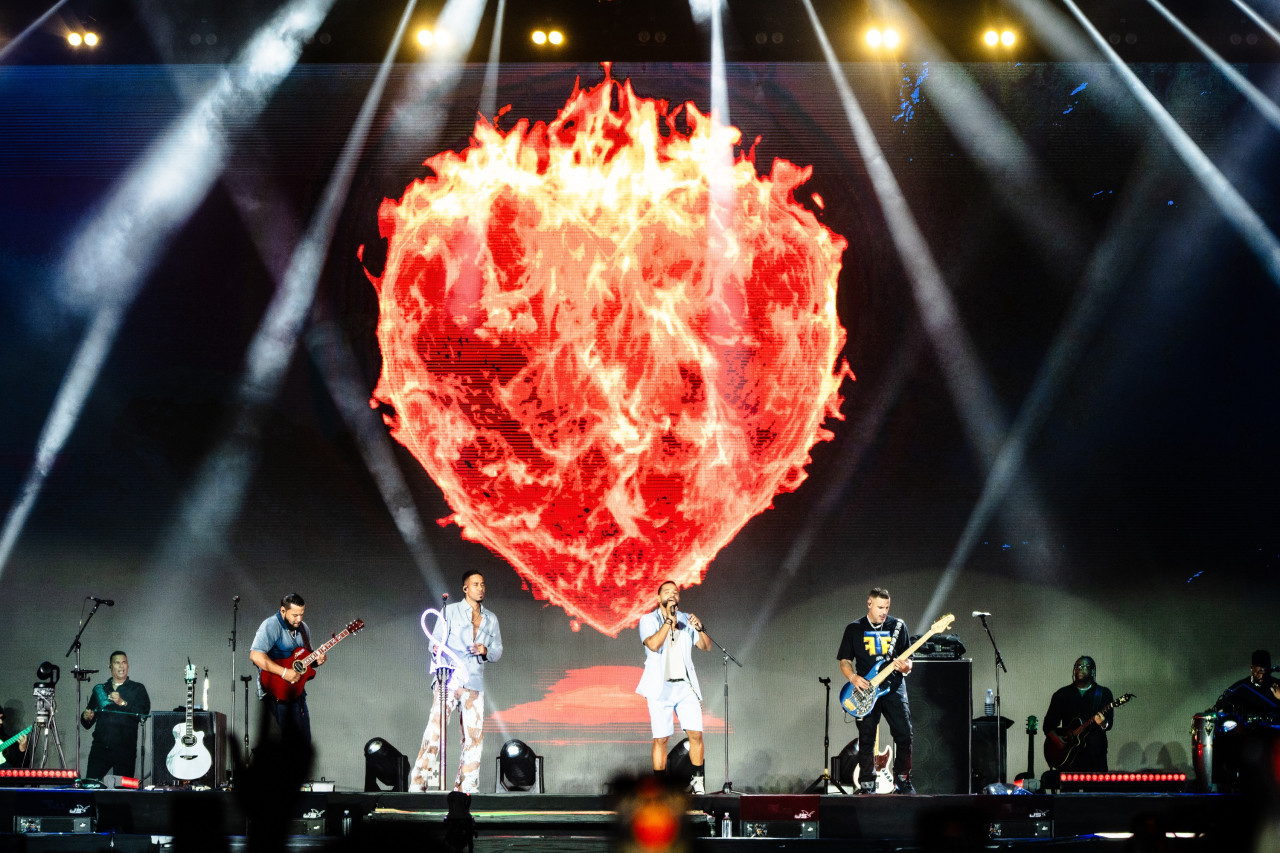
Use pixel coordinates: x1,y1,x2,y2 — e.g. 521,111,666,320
893,775,915,794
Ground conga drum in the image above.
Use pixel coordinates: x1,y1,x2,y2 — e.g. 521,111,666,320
1191,712,1216,792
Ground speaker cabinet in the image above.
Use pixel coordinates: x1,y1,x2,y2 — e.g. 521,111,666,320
908,660,971,794
151,711,227,787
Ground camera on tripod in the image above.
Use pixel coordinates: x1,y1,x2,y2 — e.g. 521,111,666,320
33,661,59,724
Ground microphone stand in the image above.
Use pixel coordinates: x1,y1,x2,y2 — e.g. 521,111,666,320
228,596,239,782
435,593,452,792
695,620,742,795
977,614,1008,787
804,677,845,794
65,600,106,776
239,676,253,767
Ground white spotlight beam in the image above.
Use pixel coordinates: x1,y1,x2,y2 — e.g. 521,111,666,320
0,0,71,64
0,307,119,572
880,0,1091,273
1063,0,1280,289
1145,0,1280,133
480,0,507,120
798,2,1016,518
924,166,1166,619
1231,0,1280,49
158,0,419,566
306,322,448,595
0,0,337,578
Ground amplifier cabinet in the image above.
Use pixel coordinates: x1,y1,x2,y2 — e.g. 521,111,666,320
151,711,227,787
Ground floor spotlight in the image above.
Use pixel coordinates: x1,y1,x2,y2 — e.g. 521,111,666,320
496,739,544,792
834,738,859,786
363,737,410,792
665,738,694,788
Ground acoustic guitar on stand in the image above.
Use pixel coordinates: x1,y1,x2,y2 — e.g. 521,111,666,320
260,619,364,702
165,661,212,781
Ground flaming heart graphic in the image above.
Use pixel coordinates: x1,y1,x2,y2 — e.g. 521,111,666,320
365,68,850,636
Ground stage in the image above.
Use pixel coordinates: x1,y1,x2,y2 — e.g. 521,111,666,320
0,787,1253,851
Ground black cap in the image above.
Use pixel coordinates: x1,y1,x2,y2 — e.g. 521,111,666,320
1251,649,1271,669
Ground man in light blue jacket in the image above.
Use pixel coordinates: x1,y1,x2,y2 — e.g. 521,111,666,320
410,570,503,793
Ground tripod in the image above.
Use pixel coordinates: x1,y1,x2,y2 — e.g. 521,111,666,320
29,685,67,769
804,677,845,793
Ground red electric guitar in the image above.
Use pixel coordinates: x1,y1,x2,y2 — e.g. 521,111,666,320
259,619,364,702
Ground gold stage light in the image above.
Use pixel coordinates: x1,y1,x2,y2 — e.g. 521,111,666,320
416,29,434,48
983,27,1016,49
68,32,82,47
532,30,547,45
84,32,98,47
548,30,563,45
864,27,900,51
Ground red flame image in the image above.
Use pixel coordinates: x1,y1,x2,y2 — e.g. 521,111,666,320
366,68,850,636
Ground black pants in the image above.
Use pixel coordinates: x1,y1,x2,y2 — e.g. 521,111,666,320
86,737,139,779
857,680,912,779
263,693,311,749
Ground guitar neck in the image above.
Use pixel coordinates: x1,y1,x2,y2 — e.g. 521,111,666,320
0,726,33,752
299,628,351,667
868,625,943,688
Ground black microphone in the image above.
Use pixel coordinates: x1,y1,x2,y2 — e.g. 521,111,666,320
442,592,449,607
89,597,115,606
971,611,991,618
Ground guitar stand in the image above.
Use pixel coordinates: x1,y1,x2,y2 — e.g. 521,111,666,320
804,677,846,794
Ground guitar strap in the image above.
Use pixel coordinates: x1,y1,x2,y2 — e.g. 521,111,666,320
886,618,904,664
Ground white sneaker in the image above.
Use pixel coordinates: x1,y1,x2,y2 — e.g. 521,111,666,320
690,775,705,795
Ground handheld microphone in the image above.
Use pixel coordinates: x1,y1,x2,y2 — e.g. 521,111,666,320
89,597,115,606
971,611,991,618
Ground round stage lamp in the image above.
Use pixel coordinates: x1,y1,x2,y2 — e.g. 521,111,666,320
835,738,859,785
498,739,539,791
363,737,410,792
665,737,694,787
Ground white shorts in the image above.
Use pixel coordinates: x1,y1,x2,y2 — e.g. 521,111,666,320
646,680,703,739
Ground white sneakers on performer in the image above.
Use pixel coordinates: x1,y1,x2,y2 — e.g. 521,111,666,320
690,775,705,795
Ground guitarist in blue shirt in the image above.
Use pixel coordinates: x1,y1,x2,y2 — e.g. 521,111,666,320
837,588,914,794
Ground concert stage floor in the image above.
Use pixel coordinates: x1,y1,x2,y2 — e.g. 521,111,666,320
0,789,1252,852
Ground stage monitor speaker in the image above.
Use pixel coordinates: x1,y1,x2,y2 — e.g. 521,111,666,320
151,711,227,787
908,660,971,794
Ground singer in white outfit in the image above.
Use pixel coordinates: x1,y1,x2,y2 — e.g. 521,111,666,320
410,570,503,793
636,580,711,794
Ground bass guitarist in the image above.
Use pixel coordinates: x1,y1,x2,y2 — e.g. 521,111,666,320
837,587,914,794
1044,656,1113,771
250,593,325,751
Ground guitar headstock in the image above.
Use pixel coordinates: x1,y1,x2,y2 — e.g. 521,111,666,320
184,662,196,683
1026,714,1038,734
347,619,365,634
1114,692,1135,707
931,613,955,632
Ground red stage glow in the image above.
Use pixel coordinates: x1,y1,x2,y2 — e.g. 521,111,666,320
367,67,851,635
490,665,726,743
